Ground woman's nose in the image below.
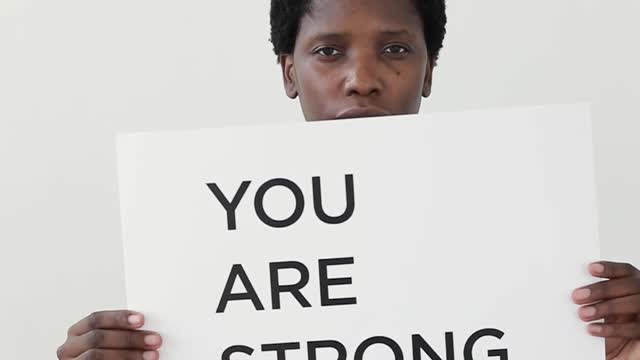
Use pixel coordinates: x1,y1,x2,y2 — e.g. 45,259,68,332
343,57,383,97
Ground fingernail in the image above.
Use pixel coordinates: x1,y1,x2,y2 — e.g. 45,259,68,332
590,263,605,274
128,314,143,325
145,335,161,346
580,306,597,318
143,351,158,360
588,324,602,334
572,288,591,301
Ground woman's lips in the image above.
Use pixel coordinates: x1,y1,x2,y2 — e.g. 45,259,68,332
334,107,391,120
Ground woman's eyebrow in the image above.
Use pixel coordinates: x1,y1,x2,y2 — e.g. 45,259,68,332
306,29,415,44
309,32,350,42
378,29,415,39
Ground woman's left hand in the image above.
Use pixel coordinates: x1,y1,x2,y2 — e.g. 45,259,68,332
572,261,640,360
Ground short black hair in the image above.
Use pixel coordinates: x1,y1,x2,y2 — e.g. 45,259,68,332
269,0,447,62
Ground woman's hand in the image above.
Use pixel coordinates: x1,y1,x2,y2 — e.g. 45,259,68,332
57,310,163,360
573,261,640,360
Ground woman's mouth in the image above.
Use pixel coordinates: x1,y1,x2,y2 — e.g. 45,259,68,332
334,106,391,120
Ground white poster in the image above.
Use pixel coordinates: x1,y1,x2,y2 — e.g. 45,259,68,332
117,104,603,360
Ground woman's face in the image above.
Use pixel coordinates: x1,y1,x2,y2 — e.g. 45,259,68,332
279,0,434,121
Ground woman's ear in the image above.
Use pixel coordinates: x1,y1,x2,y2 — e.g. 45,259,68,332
422,57,435,98
279,54,298,99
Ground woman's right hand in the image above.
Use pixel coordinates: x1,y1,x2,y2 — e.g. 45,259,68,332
56,310,163,360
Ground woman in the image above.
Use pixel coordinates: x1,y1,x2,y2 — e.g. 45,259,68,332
56,0,640,359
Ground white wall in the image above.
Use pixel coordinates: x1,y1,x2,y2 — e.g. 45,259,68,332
1,0,638,358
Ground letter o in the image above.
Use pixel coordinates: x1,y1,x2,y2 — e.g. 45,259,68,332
354,336,404,360
254,178,305,228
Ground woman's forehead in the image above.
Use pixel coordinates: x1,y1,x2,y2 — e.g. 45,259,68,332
301,0,423,34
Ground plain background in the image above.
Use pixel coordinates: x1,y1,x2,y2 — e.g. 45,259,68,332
0,0,638,358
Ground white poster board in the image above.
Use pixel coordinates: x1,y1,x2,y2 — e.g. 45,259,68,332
117,104,603,360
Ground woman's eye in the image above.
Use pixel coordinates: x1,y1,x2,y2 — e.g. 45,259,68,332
384,45,409,55
315,47,341,57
